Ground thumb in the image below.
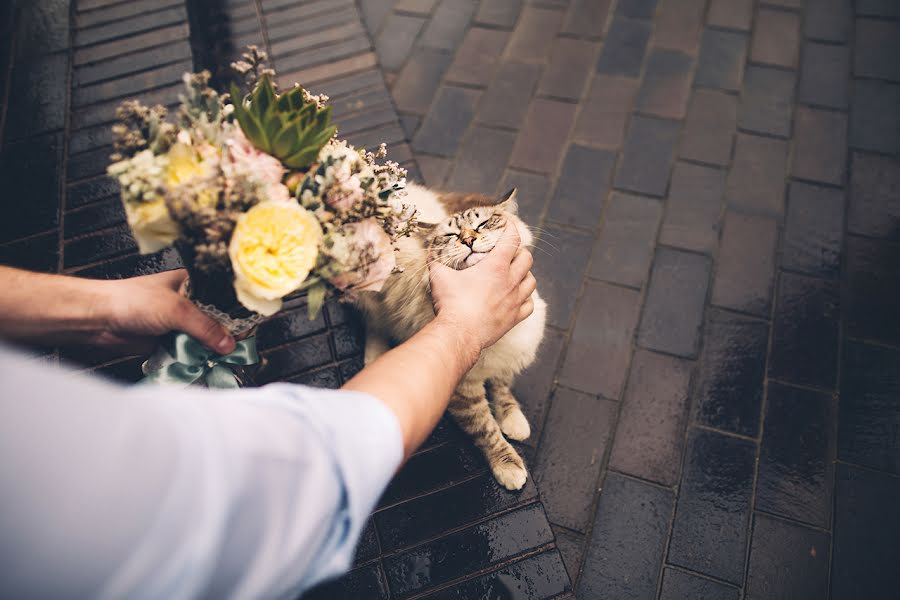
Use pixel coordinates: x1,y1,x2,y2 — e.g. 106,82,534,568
170,296,236,354
484,223,521,267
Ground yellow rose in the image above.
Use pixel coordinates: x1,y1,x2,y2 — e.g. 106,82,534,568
166,143,206,186
125,198,179,253
229,202,322,316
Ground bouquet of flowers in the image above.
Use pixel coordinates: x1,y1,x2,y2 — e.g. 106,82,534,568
107,47,416,388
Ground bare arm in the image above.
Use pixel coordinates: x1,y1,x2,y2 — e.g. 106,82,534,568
343,224,536,459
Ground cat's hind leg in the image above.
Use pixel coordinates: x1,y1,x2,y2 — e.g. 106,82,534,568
364,323,391,365
487,378,531,441
448,388,528,490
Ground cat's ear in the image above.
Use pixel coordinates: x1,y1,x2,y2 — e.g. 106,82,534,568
496,188,518,215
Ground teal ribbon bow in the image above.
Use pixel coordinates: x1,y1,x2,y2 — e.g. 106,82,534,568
142,332,260,389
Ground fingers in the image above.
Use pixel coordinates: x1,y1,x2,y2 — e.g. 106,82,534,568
508,248,533,285
518,272,537,300
484,223,521,266
517,297,535,322
169,296,235,353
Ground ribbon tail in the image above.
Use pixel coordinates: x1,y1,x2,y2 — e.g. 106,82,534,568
205,364,241,389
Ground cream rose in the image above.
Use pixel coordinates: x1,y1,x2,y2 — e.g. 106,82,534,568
125,198,179,253
229,202,322,316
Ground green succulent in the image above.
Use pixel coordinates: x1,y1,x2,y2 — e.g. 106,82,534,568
229,75,336,169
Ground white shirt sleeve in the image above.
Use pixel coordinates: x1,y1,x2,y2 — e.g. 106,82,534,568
0,344,403,600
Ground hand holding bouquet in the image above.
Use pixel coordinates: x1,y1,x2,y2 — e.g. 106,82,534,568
107,47,416,387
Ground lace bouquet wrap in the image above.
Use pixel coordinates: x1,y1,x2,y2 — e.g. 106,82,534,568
107,47,416,388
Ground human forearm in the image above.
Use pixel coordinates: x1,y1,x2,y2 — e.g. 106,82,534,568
342,315,480,459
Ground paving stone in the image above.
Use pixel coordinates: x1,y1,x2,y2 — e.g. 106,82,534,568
256,306,327,350
792,107,847,186
416,155,451,187
74,23,190,67
660,162,725,254
848,153,900,241
769,273,840,390
67,145,114,182
638,248,711,358
659,569,740,600
444,127,516,194
679,89,737,166
14,0,69,59
589,193,661,287
417,551,570,599
0,232,59,273
538,38,596,101
783,182,844,278
271,22,368,67
475,0,523,28
4,53,68,140
412,86,480,157
359,0,393,33
757,382,835,528
75,5,189,48
0,133,62,244
384,504,553,597
798,42,850,110
747,514,831,600
845,236,900,347
595,16,651,77
391,48,452,114
635,48,693,119
505,6,562,64
694,309,769,437
751,8,800,69
726,134,788,216
805,0,851,42
374,14,426,71
694,29,748,92
497,169,550,226
653,0,705,53
738,65,796,137
305,563,389,599
513,329,564,444
419,0,477,50
839,341,900,475
532,225,593,329
546,144,616,228
63,226,139,269
534,389,616,531
70,247,181,280
395,0,438,13
65,199,126,240
399,114,420,140
76,0,183,29
579,473,673,598
572,75,638,149
559,281,641,398
711,212,778,317
477,62,541,130
850,80,900,154
609,350,691,485
856,0,900,16
615,0,658,19
614,116,680,197
831,464,900,598
707,0,753,31
561,0,612,38
71,60,192,108
74,40,192,87
509,99,577,173
445,27,509,87
855,19,900,83
552,526,585,582
668,428,755,584
257,332,333,383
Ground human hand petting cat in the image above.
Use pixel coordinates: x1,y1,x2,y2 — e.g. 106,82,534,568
428,223,536,351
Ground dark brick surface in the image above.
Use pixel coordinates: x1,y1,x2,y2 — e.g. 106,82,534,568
614,116,680,197
505,6,561,65
474,0,522,28
562,0,611,39
659,162,725,254
412,86,480,157
419,0,476,51
392,48,452,114
844,235,900,348
669,428,755,584
659,569,740,600
635,48,693,119
608,350,692,485
792,107,847,186
579,472,674,599
694,29,747,92
638,248,711,358
5,53,68,141
445,27,508,87
751,8,800,69
534,388,615,531
855,19,900,83
747,514,831,600
679,89,736,166
757,382,835,528
850,80,900,154
727,133,788,216
538,38,596,101
596,16,651,77
806,0,852,42
546,144,615,228
848,153,900,241
532,225,593,329
444,126,515,194
783,182,844,278
799,42,850,110
476,62,541,130
738,65,796,138
711,212,778,316
572,75,638,149
0,133,63,243
707,0,753,31
589,192,661,287
653,0,705,54
509,99,577,173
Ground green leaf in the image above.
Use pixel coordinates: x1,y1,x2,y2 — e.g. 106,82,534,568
255,75,276,116
271,124,298,158
306,281,327,321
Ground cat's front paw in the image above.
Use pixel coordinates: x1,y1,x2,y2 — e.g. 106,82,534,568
499,409,531,441
492,460,528,491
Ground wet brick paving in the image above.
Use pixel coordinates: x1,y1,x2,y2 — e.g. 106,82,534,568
1,0,899,598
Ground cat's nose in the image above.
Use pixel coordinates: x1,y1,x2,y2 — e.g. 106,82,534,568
460,229,477,247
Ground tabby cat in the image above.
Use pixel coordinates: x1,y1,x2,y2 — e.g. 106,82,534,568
355,183,547,490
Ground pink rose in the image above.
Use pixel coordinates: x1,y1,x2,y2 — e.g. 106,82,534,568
225,127,285,186
330,219,396,293
324,173,364,212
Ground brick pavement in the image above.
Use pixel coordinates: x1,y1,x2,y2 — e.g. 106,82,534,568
1,0,899,598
